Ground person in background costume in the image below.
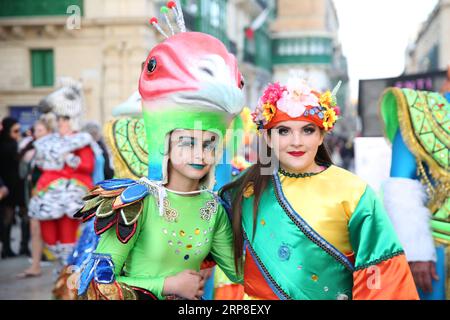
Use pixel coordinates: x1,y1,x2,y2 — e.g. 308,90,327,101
75,1,244,300
28,78,103,286
0,117,23,258
220,77,419,300
379,68,450,300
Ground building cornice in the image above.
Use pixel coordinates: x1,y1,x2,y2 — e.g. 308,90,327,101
272,30,335,39
414,1,448,45
0,16,149,27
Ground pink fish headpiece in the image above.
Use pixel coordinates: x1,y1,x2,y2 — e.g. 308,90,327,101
138,1,245,186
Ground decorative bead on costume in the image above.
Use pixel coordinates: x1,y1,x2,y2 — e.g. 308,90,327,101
278,245,291,261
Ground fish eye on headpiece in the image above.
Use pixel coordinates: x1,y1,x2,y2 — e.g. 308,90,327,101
147,57,157,73
239,77,245,89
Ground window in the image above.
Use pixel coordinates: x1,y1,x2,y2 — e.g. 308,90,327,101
199,0,228,44
31,49,54,87
182,0,198,15
210,1,220,28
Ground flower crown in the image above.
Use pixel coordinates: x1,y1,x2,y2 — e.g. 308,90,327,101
251,78,341,131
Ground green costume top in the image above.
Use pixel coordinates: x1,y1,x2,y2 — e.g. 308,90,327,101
76,183,242,300
94,190,240,300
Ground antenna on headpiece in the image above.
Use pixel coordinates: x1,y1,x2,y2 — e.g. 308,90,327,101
160,6,175,36
149,1,186,38
149,17,169,39
171,1,186,32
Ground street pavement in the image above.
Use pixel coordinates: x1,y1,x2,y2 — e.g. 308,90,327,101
0,223,54,300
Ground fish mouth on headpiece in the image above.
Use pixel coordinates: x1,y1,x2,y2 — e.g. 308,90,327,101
172,82,244,116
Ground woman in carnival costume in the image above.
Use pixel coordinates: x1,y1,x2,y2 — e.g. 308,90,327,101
76,1,244,300
220,77,419,300
379,69,450,300
28,77,103,281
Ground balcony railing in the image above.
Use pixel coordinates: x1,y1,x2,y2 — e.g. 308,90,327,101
272,37,333,65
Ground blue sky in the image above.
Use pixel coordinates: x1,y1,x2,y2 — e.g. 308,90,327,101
333,0,439,100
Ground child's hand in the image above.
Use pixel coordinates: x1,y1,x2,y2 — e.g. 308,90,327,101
199,267,214,280
163,270,205,300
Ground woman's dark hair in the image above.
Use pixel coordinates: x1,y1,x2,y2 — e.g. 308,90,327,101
0,117,19,141
219,129,333,273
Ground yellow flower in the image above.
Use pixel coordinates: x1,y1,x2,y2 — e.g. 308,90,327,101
262,103,276,123
323,108,337,131
319,91,333,107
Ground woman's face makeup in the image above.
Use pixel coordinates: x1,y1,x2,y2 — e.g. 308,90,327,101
168,129,218,182
266,120,324,173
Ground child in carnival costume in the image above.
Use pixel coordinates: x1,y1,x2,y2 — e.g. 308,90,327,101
379,69,450,299
28,77,104,283
76,1,245,300
220,77,419,300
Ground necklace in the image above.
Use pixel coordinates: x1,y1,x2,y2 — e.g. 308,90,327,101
165,186,208,195
278,167,324,178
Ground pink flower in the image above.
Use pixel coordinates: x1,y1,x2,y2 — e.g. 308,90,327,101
261,82,286,105
333,106,341,116
277,79,319,117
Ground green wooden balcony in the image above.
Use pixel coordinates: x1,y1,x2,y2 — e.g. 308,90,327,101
0,0,83,17
272,37,333,65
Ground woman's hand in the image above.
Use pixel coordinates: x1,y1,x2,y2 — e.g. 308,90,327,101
64,153,81,168
163,270,205,300
409,261,439,293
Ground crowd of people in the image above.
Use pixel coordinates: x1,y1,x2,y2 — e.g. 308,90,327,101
0,110,113,280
